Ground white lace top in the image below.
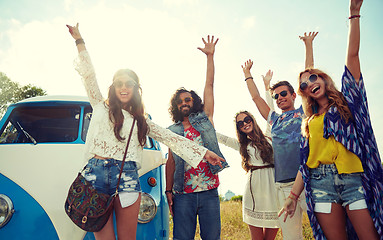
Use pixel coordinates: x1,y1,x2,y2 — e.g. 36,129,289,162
74,50,207,169
216,133,273,166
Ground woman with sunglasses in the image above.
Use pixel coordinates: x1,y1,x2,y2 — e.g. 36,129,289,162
279,0,383,239
217,73,279,240
66,23,225,240
241,32,318,239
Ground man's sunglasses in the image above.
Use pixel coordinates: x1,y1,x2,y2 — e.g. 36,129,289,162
176,97,193,105
272,90,288,100
300,74,318,91
236,116,253,129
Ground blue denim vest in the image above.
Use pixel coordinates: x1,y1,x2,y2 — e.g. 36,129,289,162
168,111,229,193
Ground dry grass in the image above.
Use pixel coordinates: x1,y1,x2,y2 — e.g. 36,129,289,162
169,200,314,239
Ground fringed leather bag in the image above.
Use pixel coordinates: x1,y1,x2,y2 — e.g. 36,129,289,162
64,119,136,232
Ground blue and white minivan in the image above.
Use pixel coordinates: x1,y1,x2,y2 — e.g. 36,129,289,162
0,95,169,239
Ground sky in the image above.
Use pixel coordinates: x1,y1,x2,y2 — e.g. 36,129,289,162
1,0,382,196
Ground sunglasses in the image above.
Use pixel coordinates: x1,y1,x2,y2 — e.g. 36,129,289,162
236,116,253,129
272,90,288,100
176,97,193,105
300,74,318,91
114,80,136,88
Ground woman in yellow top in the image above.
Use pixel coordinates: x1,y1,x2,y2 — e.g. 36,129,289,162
279,0,382,239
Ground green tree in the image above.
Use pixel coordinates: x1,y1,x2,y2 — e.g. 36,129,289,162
0,72,19,114
0,72,46,115
14,84,47,102
231,195,243,202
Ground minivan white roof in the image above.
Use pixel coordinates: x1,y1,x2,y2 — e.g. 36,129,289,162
17,95,89,103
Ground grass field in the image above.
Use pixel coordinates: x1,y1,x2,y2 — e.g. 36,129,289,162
169,200,314,239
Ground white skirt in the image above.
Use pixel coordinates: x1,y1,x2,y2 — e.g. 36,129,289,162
242,167,280,228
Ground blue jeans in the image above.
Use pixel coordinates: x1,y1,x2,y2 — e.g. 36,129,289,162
82,158,141,195
310,164,365,207
173,188,221,240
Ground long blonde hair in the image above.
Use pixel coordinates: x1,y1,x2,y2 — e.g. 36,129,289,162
298,68,352,138
235,111,273,172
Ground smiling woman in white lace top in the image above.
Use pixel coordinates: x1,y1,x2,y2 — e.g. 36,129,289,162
66,23,225,240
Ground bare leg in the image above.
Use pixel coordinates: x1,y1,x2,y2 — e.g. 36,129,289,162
94,213,116,240
264,228,278,240
315,203,347,240
346,206,379,240
114,193,142,240
248,225,278,240
248,225,263,240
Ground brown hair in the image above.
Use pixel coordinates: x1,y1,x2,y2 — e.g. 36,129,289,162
298,68,352,138
270,80,295,94
168,88,204,123
107,69,148,146
235,111,273,172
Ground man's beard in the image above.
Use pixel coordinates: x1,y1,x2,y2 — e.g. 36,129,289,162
180,105,192,117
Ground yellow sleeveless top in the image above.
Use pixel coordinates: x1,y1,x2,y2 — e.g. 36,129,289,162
307,113,363,174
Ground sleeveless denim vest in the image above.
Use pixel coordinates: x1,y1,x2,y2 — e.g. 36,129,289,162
168,111,229,193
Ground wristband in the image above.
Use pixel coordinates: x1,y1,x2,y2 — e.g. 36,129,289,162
75,38,85,45
245,77,253,81
165,190,172,194
349,15,360,19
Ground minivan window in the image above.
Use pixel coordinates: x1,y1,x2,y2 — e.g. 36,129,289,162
81,106,92,142
0,106,81,144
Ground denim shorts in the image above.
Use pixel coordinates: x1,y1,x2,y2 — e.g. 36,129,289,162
309,164,365,208
82,157,141,196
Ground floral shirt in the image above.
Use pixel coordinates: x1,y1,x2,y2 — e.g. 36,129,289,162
183,125,219,193
268,106,304,182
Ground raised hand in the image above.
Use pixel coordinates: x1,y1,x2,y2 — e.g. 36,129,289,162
66,23,82,40
350,0,363,15
198,35,219,56
262,70,273,91
300,32,318,69
241,59,253,75
204,150,225,168
299,32,318,44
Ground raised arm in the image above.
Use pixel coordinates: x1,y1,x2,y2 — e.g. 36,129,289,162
299,32,318,69
262,70,274,137
346,0,363,83
66,23,103,106
262,70,273,92
262,70,275,112
198,35,219,123
242,60,271,120
66,23,86,53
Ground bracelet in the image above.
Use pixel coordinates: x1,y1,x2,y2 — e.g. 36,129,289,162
349,15,361,19
245,77,253,81
75,38,85,45
288,195,297,201
290,191,299,199
165,190,172,194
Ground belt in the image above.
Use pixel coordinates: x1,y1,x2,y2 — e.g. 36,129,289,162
249,164,274,172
